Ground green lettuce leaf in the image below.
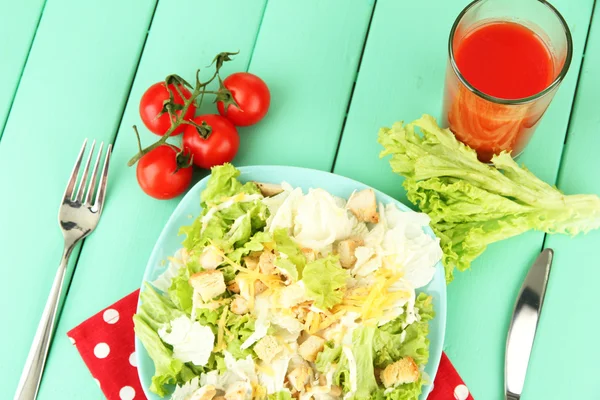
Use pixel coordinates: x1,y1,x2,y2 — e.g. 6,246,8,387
167,267,194,315
133,315,183,396
378,114,600,281
351,327,379,399
201,163,260,206
180,164,267,252
225,312,256,359
302,255,348,309
273,228,306,277
274,258,298,282
315,341,342,372
137,283,183,331
370,379,424,400
375,293,434,367
228,231,273,263
268,390,292,400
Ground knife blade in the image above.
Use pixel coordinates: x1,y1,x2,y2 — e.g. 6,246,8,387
505,248,554,400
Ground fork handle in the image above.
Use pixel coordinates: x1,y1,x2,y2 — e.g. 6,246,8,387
14,244,75,400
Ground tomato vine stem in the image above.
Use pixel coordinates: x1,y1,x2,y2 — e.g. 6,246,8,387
127,51,239,167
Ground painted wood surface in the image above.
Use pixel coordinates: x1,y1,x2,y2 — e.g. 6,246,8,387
0,0,598,398
0,0,45,136
0,0,156,397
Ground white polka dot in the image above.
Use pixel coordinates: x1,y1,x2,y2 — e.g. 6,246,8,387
94,378,100,387
454,384,470,400
119,386,135,400
103,308,120,324
129,352,137,367
93,342,110,359
68,336,76,344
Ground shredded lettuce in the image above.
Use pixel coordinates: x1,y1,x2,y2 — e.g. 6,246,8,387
351,327,379,399
201,163,261,206
133,315,184,396
379,114,600,281
228,231,273,263
375,293,434,367
315,341,342,372
167,268,194,315
302,255,348,309
273,228,306,278
267,390,292,400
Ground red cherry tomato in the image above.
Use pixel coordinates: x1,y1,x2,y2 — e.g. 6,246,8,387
139,82,196,136
136,145,192,199
217,72,270,126
182,114,240,169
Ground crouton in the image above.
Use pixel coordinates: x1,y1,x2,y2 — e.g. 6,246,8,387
337,239,361,268
224,381,250,400
287,364,311,391
346,189,379,223
193,385,217,400
253,335,282,364
243,255,259,270
213,397,225,400
301,248,317,263
231,295,249,315
227,280,240,294
189,270,226,302
258,251,277,275
198,246,223,270
254,280,268,295
329,385,342,397
380,357,420,388
254,181,284,197
298,335,325,362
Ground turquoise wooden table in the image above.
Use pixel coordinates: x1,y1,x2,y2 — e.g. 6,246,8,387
1,1,599,399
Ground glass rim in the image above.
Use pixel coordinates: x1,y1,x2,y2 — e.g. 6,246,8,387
448,0,573,105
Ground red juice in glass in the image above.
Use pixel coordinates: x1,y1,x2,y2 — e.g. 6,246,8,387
442,0,572,162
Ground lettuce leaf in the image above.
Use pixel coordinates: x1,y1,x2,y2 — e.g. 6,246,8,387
228,231,273,263
315,341,342,372
351,327,379,399
375,293,434,367
302,255,348,309
225,312,256,359
370,379,424,400
274,228,306,278
268,390,292,400
167,267,194,315
180,164,267,252
133,315,184,396
201,163,260,206
378,114,600,281
137,283,183,331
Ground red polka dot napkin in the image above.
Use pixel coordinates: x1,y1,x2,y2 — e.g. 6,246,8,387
67,290,473,400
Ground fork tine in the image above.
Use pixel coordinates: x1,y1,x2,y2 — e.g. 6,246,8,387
84,142,104,205
63,139,87,201
75,140,95,202
93,143,112,210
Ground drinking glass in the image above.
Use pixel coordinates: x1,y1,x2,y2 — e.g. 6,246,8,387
442,0,572,162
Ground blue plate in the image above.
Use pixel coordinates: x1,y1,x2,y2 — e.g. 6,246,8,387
136,165,447,400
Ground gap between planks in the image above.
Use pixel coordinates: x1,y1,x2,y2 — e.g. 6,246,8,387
541,0,598,250
329,0,378,173
0,0,48,142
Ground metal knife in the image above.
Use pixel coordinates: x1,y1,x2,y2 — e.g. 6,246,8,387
505,248,554,400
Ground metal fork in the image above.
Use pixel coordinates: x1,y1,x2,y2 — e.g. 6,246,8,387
15,139,112,400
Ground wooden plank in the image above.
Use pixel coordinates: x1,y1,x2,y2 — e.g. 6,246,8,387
0,0,156,397
529,6,600,400
36,1,266,398
234,0,374,170
332,0,594,397
0,0,45,137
